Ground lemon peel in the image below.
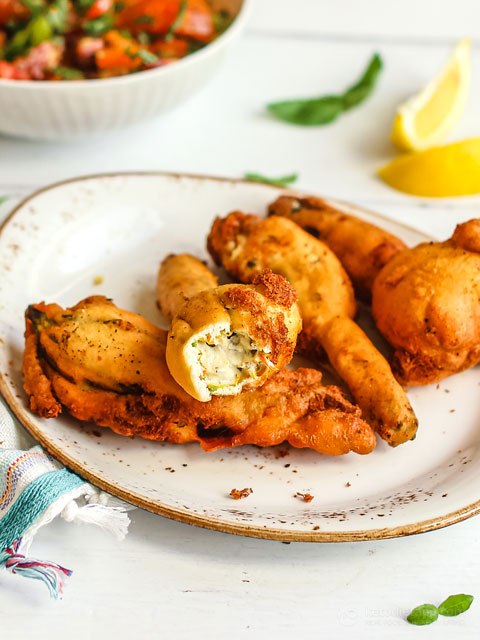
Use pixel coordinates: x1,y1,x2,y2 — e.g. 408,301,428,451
392,38,471,152
378,138,480,197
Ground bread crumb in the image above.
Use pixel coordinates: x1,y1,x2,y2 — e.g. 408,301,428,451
230,487,253,500
295,492,313,503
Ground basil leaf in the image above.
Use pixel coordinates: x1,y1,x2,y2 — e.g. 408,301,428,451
267,53,383,126
342,53,383,110
407,604,439,626
268,95,344,126
244,173,298,187
438,594,474,617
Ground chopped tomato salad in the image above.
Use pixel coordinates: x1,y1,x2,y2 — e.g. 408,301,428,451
0,0,233,80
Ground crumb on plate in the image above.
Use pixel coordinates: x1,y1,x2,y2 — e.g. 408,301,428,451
230,487,253,500
295,492,314,503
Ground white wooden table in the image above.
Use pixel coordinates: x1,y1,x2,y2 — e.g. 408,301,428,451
2,1,480,636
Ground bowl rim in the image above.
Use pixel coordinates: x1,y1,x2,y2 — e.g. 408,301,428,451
0,0,251,91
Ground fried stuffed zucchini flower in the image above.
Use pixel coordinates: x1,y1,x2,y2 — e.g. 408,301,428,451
157,254,302,402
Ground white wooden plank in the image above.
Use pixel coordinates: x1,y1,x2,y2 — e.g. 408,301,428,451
250,0,480,42
1,508,480,639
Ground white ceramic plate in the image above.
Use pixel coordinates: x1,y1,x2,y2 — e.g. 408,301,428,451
1,172,479,542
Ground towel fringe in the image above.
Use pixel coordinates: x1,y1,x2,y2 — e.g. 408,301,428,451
61,501,131,540
0,537,72,599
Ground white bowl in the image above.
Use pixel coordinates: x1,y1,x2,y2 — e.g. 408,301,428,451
0,0,249,140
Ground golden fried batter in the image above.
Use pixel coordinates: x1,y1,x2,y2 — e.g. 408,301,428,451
268,195,406,301
157,253,218,323
372,219,480,385
208,212,418,446
157,254,302,401
23,296,376,456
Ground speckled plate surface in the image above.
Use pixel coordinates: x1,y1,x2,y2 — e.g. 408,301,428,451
1,172,479,542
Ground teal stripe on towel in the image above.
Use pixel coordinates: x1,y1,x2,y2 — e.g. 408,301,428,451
0,468,84,549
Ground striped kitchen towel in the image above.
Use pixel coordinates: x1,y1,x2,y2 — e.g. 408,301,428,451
0,398,133,599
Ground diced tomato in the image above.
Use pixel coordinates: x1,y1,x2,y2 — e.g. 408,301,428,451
0,60,16,78
0,0,29,26
115,0,213,41
0,60,29,79
86,0,114,20
95,30,141,71
150,37,187,58
176,0,213,43
115,0,179,34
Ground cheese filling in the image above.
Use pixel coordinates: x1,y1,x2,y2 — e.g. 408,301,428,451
185,325,273,398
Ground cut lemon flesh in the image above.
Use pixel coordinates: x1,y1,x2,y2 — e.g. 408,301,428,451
378,138,480,197
392,38,471,151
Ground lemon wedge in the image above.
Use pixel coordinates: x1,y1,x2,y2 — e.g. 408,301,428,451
391,38,471,151
378,138,480,197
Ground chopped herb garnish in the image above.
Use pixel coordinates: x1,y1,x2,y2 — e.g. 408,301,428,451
165,0,187,41
114,1,126,11
52,66,84,79
137,31,151,45
124,47,157,65
136,48,158,65
0,196,9,205
30,15,52,45
244,172,298,188
75,0,96,11
47,0,69,33
212,9,233,35
134,14,154,24
21,0,47,15
191,341,197,347
124,47,137,60
83,13,114,36
187,39,204,54
267,53,383,126
5,27,32,60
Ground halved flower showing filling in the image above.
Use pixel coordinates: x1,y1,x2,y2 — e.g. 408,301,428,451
185,325,274,400
162,267,302,402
